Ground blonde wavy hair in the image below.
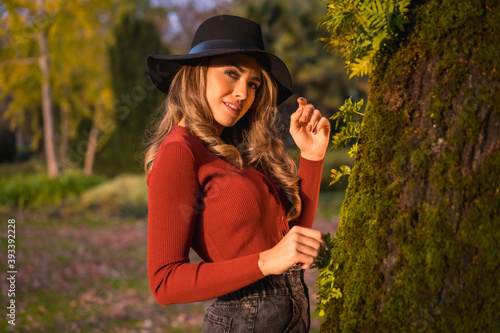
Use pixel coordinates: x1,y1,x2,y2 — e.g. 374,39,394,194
143,57,301,221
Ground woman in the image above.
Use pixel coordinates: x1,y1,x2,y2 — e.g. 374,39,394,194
145,15,330,332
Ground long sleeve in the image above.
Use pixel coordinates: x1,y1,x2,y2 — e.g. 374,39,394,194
289,156,325,229
147,141,264,305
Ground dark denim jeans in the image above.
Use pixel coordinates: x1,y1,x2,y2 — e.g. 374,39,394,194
202,265,310,332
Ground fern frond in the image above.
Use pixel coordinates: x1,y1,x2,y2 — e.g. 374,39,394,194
347,49,376,78
320,0,411,78
329,164,352,185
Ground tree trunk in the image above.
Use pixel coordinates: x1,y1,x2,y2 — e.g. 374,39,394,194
83,117,99,176
321,0,499,332
37,0,59,178
59,99,69,169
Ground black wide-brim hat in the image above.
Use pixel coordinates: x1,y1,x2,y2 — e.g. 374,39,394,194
147,15,296,106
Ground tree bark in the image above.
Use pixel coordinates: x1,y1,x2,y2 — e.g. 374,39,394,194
37,0,59,178
321,1,499,331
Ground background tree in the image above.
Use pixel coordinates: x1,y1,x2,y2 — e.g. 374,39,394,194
1,0,65,177
50,0,125,175
317,0,499,331
94,10,166,175
0,0,127,175
35,0,59,177
0,0,164,175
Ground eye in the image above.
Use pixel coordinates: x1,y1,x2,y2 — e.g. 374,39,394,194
249,82,260,90
225,70,238,79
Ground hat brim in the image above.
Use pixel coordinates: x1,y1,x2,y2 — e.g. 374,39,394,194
147,49,296,106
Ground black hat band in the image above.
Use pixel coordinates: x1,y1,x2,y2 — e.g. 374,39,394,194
189,40,262,55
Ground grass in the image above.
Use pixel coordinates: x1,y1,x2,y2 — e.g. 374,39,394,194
0,171,107,210
0,158,46,178
62,174,148,218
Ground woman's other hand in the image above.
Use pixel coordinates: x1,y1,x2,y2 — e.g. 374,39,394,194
289,97,331,161
258,226,324,276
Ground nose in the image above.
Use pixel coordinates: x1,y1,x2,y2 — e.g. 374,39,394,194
233,80,248,101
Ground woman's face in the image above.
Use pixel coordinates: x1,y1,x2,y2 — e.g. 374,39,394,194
205,53,262,134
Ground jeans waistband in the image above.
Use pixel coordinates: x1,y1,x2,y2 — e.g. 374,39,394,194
218,264,305,301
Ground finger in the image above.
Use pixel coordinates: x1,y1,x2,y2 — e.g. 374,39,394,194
297,97,308,107
294,242,320,258
313,117,331,135
298,255,316,269
290,97,308,130
289,226,323,241
290,104,304,126
300,104,315,123
289,230,323,251
293,97,308,119
307,109,323,132
292,247,316,263
287,231,322,253
301,262,314,270
297,240,322,258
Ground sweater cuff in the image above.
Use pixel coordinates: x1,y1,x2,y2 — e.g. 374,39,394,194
299,155,325,173
248,252,266,279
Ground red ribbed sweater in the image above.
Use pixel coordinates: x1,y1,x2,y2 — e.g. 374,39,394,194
147,125,324,305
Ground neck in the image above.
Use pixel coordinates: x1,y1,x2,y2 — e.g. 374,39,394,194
214,123,225,137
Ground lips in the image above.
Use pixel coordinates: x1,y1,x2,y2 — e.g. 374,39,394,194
223,101,242,115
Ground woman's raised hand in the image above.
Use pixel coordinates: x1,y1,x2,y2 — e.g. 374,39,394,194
289,97,331,161
258,226,324,276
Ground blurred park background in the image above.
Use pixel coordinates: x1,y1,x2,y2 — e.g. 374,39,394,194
0,0,368,331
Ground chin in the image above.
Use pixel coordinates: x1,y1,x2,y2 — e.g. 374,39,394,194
215,118,238,129
223,123,237,130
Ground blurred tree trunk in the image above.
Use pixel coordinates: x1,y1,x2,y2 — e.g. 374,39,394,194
59,97,69,168
83,116,99,176
37,0,59,178
321,0,499,332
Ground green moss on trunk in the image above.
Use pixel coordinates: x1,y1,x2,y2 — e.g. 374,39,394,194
321,0,500,331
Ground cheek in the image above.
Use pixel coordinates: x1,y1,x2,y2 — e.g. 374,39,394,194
206,76,227,102
205,83,218,106
205,71,220,101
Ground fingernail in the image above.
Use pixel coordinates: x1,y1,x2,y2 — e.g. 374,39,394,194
302,115,307,122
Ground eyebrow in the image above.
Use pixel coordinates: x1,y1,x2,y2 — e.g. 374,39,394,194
232,63,262,83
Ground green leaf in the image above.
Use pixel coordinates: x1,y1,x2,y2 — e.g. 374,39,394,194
348,142,359,158
329,164,351,185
